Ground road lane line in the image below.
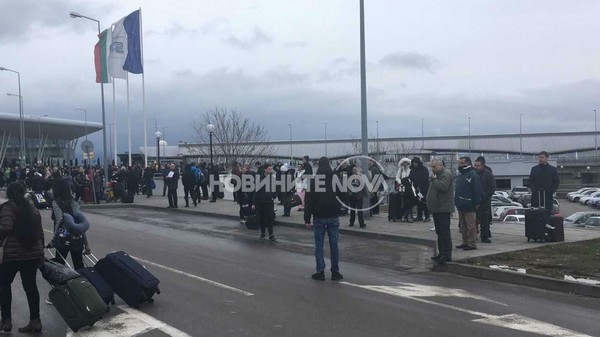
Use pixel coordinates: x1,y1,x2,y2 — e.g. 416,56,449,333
131,256,255,297
118,305,193,337
341,282,594,337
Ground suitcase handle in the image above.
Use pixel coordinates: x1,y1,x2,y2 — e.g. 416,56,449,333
83,253,100,266
46,248,73,270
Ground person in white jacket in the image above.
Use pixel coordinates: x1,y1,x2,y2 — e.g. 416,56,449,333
395,158,413,222
295,163,307,211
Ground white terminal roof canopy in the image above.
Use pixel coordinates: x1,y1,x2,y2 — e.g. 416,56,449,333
0,112,102,140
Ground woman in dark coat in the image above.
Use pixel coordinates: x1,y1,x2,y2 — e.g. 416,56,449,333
0,182,45,332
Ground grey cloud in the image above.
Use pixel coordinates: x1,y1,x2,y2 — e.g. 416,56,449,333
319,59,359,82
163,18,227,38
0,0,110,42
265,66,308,84
224,27,272,51
379,52,438,73
284,41,307,48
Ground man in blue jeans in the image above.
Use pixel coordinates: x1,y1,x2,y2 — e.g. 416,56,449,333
304,156,343,281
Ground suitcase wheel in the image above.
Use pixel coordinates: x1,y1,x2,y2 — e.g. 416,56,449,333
157,287,161,295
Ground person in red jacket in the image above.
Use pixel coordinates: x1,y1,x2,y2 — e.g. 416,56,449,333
0,182,45,333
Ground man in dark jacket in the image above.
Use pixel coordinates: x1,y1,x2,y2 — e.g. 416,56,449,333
304,157,343,281
164,163,179,208
474,156,496,243
455,156,482,251
302,156,313,175
181,164,197,207
427,159,454,264
529,151,560,211
409,157,430,221
252,163,277,241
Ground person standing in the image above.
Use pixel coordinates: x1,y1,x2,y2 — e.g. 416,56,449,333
165,163,180,208
208,163,221,203
348,165,368,228
181,164,197,207
474,156,495,243
395,157,413,222
295,163,307,211
409,157,430,222
454,156,482,251
0,182,45,332
143,165,155,198
161,164,169,197
368,159,388,215
529,151,560,211
304,157,343,281
199,162,209,200
253,163,277,241
302,156,313,175
427,159,455,264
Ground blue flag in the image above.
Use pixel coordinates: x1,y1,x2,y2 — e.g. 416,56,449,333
123,10,143,74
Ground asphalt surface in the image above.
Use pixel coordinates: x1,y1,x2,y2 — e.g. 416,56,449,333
6,206,600,336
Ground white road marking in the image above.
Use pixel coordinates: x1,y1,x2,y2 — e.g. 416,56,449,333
65,305,192,337
341,282,594,337
131,256,255,297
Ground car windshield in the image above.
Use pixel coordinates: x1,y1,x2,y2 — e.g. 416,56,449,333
585,218,600,226
566,212,587,222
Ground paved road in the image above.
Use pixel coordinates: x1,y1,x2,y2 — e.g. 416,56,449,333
7,207,600,336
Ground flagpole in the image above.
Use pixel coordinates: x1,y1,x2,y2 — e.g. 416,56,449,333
127,72,132,166
139,7,148,168
112,77,117,166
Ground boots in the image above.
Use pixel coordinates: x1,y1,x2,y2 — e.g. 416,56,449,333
18,319,42,333
0,318,12,332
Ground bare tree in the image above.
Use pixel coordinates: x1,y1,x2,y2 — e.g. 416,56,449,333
189,108,274,166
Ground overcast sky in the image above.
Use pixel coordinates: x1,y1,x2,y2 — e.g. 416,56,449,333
1,0,599,157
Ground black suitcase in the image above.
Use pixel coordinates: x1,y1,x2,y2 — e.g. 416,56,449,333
545,216,565,242
388,191,402,221
121,191,134,203
525,208,550,242
95,251,160,308
246,214,260,230
77,254,115,305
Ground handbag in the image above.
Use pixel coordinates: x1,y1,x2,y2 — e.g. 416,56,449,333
284,194,302,208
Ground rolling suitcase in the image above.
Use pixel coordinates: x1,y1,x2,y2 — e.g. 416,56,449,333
77,254,115,305
83,187,94,204
121,191,134,203
49,277,108,332
245,214,260,230
525,191,551,242
388,191,402,222
95,251,160,308
545,216,565,242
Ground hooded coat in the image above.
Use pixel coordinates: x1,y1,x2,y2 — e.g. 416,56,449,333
408,157,429,197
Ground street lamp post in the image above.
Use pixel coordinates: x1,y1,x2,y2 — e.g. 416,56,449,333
520,113,524,157
595,109,597,158
468,116,471,155
70,11,109,183
207,124,215,165
159,125,168,162
1,67,24,167
421,118,424,150
288,123,293,164
324,120,328,157
587,166,591,187
155,131,162,168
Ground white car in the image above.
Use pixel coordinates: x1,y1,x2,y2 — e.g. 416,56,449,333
566,187,597,199
494,191,510,199
568,189,600,202
579,191,600,205
565,212,600,226
493,206,520,221
503,214,525,223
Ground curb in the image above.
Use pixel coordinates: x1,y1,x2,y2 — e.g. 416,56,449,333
81,202,437,247
434,262,600,298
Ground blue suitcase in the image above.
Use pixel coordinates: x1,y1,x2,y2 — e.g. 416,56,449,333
77,254,115,305
95,251,160,308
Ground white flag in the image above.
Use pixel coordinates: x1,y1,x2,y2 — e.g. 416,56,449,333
109,17,128,79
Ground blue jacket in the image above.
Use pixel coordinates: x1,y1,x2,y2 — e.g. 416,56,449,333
454,166,482,212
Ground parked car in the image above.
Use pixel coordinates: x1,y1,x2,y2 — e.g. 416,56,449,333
494,191,510,199
498,207,528,221
564,212,600,226
566,187,598,199
578,191,600,205
510,186,530,201
491,195,522,207
567,188,600,202
493,206,520,221
581,217,600,229
503,214,525,223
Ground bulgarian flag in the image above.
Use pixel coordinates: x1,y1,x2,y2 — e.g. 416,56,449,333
94,28,111,83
